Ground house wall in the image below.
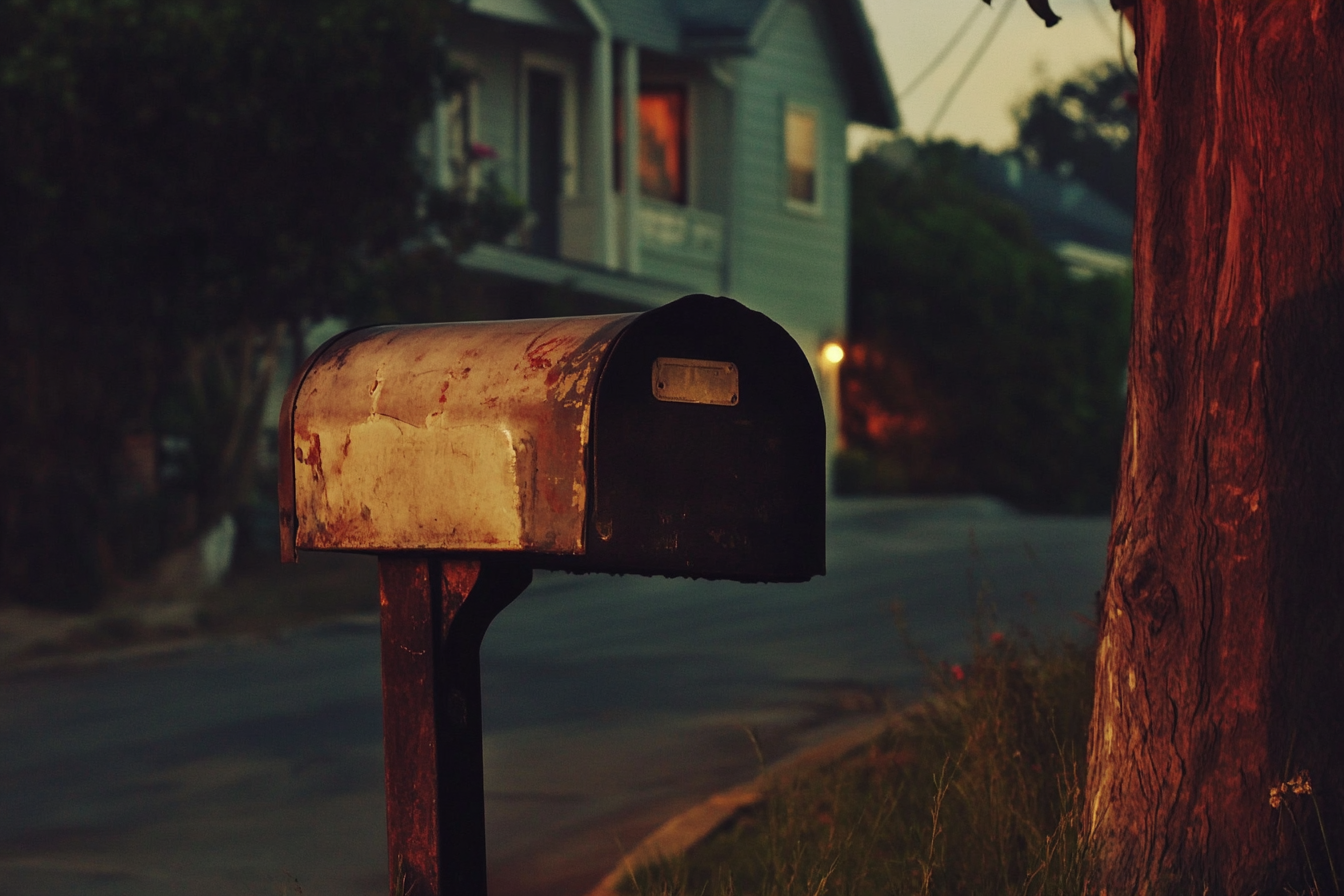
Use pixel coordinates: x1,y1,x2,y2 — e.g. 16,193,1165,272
451,16,595,201
726,0,849,344
637,53,732,293
456,0,853,353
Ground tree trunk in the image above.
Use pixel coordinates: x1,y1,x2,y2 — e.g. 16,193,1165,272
1086,2,1344,893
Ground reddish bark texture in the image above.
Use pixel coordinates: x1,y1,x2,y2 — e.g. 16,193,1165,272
1086,2,1344,893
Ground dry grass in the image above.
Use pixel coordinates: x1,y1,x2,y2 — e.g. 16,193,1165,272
620,627,1097,896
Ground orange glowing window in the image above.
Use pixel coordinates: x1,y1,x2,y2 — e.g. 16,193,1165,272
615,86,687,204
785,105,818,205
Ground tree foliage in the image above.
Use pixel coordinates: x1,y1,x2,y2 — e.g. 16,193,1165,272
1013,60,1138,215
842,140,1131,512
0,0,518,608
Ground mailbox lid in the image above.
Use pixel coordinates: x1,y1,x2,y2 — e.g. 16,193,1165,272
283,313,637,558
578,294,826,582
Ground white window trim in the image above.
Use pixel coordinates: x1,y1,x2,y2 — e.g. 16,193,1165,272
519,51,580,203
449,53,483,192
430,79,481,192
783,99,823,216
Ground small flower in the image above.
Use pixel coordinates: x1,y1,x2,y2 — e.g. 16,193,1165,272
989,631,1006,646
950,664,965,682
1270,770,1314,808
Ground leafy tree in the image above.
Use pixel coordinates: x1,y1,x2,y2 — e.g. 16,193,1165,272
0,0,519,608
1013,60,1137,215
843,139,1131,512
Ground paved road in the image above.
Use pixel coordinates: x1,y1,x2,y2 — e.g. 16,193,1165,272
0,497,1110,896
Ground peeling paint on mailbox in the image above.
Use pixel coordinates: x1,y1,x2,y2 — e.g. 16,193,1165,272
284,313,638,558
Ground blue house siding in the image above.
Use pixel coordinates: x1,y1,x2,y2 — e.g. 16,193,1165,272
727,0,849,340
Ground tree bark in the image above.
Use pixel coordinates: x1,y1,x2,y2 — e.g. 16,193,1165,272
1087,2,1344,894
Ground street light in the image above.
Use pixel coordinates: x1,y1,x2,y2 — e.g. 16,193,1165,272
822,341,845,365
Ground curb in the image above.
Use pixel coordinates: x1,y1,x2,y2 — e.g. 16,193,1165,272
584,714,895,896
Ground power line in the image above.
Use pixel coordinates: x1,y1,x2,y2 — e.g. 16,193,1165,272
898,1,986,100
925,0,1018,139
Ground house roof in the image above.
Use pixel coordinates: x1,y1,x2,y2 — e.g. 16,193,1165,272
468,0,896,129
967,151,1134,256
670,0,897,129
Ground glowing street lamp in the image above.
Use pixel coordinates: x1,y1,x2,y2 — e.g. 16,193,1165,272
821,341,845,365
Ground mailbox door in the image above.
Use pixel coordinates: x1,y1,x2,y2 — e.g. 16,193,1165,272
581,295,825,582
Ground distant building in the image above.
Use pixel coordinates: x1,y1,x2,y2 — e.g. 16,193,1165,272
968,152,1134,279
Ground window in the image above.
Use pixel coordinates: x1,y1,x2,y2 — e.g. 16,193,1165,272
418,88,472,191
615,86,688,204
785,105,819,207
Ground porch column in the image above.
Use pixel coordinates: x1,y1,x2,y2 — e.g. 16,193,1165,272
588,35,616,268
620,42,641,275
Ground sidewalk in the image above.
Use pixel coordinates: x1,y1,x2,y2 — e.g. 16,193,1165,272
0,550,377,673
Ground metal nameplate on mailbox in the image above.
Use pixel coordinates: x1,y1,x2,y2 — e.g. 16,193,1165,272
651,357,739,406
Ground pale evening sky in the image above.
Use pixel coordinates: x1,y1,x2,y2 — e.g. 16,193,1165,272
856,0,1137,152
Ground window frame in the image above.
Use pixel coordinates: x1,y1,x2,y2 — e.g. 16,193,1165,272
614,81,693,206
519,51,580,204
783,100,823,215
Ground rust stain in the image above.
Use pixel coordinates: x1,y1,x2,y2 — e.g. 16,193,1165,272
289,313,639,555
299,433,322,481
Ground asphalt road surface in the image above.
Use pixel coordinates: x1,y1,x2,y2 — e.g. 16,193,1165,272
0,497,1110,896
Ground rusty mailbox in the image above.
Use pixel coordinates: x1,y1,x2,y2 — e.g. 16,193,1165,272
279,294,824,895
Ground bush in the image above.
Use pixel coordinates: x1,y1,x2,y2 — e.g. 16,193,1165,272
844,140,1131,513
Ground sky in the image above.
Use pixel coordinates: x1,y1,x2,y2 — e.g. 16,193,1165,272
857,0,1137,152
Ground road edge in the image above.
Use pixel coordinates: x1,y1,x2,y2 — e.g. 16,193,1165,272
583,713,895,896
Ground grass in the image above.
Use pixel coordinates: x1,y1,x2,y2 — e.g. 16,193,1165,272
619,624,1097,896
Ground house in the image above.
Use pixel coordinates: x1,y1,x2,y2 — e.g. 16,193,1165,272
428,0,897,457
967,151,1134,279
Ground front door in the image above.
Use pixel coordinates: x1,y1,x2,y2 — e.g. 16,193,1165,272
527,69,563,257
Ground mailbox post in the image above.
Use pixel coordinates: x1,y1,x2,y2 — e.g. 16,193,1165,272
279,294,825,896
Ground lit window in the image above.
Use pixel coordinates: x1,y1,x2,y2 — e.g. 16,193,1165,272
785,105,818,206
615,86,687,204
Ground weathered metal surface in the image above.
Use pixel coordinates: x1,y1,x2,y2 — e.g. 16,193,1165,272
379,556,532,896
583,295,826,582
281,294,825,582
279,326,381,563
286,314,637,556
651,357,740,406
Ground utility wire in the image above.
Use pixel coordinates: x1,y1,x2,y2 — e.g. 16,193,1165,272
925,0,1018,139
898,1,986,100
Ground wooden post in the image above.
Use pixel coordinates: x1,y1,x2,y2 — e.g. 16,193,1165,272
378,556,532,896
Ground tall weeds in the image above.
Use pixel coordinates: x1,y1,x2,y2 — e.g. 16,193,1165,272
622,629,1096,896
